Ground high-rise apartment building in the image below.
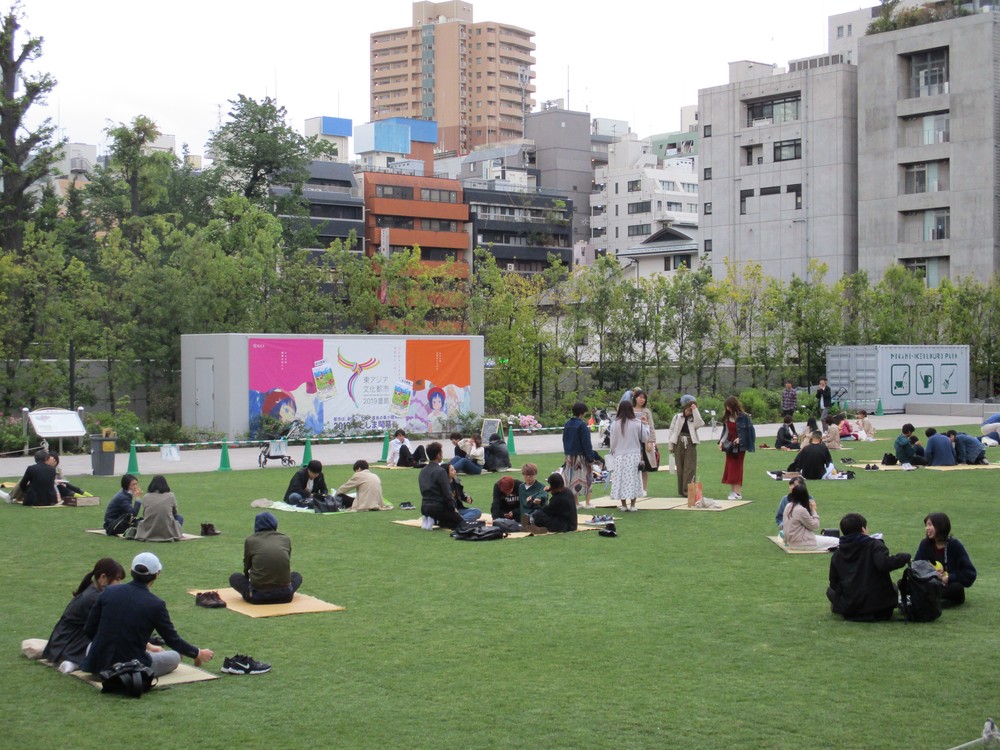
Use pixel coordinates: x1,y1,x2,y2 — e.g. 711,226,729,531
370,1,535,155
857,9,1000,284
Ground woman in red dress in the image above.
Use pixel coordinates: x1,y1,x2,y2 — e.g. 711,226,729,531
719,396,756,500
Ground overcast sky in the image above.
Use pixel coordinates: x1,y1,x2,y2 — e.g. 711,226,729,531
19,0,870,157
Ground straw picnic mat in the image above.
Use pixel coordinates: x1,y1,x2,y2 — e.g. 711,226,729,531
186,587,344,618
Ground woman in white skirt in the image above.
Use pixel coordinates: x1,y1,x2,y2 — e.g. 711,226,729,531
610,400,649,512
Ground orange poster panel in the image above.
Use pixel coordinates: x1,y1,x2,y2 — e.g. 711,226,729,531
405,339,471,389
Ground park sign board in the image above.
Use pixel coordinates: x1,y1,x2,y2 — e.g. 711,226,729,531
825,345,969,414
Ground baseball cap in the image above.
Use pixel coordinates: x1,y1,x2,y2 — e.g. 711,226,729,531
131,552,162,575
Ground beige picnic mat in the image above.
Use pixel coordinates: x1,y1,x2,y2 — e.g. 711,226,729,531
187,587,345,617
392,516,594,535
670,499,752,512
86,529,203,540
766,535,834,554
926,463,1000,471
590,496,690,510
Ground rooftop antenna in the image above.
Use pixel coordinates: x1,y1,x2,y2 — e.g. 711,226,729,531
566,65,570,110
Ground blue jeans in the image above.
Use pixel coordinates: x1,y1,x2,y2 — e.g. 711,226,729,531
286,493,310,506
460,507,482,521
449,457,483,475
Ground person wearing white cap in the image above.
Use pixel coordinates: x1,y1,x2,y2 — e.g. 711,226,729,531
666,395,705,499
84,552,213,678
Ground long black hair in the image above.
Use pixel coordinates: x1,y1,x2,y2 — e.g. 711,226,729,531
72,557,125,597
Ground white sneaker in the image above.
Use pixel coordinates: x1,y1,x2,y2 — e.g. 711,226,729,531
0,488,10,503
733,493,742,500
901,463,915,471
727,492,738,500
420,515,434,530
58,660,79,674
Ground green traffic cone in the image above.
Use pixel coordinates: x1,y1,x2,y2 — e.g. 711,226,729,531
218,441,232,472
127,440,140,475
380,430,390,462
843,400,849,413
506,424,517,457
302,435,313,465
876,398,883,416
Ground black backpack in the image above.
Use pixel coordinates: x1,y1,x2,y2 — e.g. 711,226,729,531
450,524,507,541
882,453,898,466
99,659,157,697
898,560,943,622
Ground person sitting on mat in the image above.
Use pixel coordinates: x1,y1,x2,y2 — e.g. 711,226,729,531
947,430,987,465
774,476,808,531
284,460,329,507
135,475,185,542
483,433,512,472
335,460,388,511
50,452,86,503
17,450,58,506
854,410,876,440
774,416,800,451
518,463,549,520
827,512,910,621
914,512,976,608
229,512,303,604
84,552,213,678
104,474,142,536
420,442,463,529
821,416,842,451
787,431,833,481
923,427,957,467
491,475,521,522
449,434,485,475
523,473,578,533
894,424,928,467
781,483,839,551
387,429,428,468
448,464,482,521
44,557,126,673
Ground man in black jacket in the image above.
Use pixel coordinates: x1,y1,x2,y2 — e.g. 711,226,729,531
788,431,833,480
18,450,58,506
827,513,911,621
283,460,328,506
419,442,462,529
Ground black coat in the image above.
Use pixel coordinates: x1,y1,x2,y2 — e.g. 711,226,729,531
283,467,328,502
532,488,578,533
43,584,101,665
19,462,57,506
827,534,910,620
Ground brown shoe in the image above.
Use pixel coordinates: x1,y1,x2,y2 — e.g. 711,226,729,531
200,523,221,536
196,591,227,608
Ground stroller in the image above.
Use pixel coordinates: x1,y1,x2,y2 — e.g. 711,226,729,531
594,406,612,449
258,419,304,468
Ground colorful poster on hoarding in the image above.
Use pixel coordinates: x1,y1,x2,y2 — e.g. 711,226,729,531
248,337,471,435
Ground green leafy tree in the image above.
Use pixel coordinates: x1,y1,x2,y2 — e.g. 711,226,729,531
0,5,64,254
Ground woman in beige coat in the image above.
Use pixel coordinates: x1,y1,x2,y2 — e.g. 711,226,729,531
134,475,184,542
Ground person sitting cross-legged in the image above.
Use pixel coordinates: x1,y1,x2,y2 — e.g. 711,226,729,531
284,460,329,507
523,473,578,533
923,427,956,467
826,512,911,622
229,512,303,604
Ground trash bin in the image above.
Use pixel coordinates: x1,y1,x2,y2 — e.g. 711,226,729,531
90,434,116,476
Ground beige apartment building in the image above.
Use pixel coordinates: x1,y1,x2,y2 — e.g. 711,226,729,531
370,1,535,154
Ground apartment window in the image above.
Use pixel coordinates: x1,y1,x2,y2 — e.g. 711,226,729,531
847,24,853,36
614,205,619,216
659,180,677,191
614,183,619,194
739,189,754,215
904,162,942,194
760,186,780,196
615,227,619,239
774,139,802,162
703,168,712,180
686,203,698,213
420,188,459,203
627,224,651,237
420,219,458,232
375,184,414,200
681,182,697,193
666,201,682,211
704,239,713,253
926,208,950,240
703,125,712,137
837,25,844,38
704,202,712,215
671,254,693,270
627,179,641,192
627,200,651,214
908,48,949,98
787,183,802,210
922,114,950,145
375,215,414,229
746,94,800,127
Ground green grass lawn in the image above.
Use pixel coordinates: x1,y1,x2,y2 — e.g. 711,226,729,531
3,427,998,749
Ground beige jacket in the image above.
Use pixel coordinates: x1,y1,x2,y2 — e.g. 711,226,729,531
783,502,820,547
337,470,386,511
135,492,184,542
823,423,842,450
855,417,876,438
666,408,706,447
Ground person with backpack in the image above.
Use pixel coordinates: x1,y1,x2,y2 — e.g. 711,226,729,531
827,513,911,621
103,474,142,536
914,512,977,607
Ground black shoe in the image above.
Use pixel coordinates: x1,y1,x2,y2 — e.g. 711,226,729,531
599,529,617,538
221,654,272,675
201,523,221,536
399,501,415,510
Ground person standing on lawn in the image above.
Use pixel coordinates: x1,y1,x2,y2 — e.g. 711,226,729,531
610,399,649,513
562,402,600,508
632,389,658,495
780,380,797,418
816,377,833,422
666,395,705,499
719,396,755,500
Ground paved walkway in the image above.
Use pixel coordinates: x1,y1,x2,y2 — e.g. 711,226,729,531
0,412,983,480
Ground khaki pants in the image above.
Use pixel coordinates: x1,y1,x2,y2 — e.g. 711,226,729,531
675,436,698,497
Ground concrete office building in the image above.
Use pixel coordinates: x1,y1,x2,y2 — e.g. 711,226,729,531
370,1,535,154
857,9,1000,285
698,57,858,281
304,117,353,163
590,132,699,260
